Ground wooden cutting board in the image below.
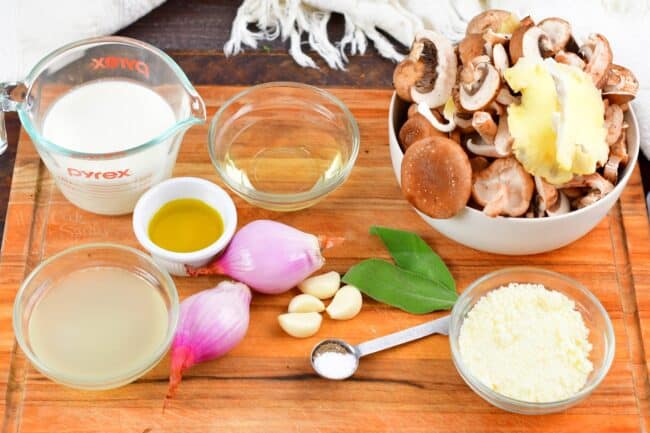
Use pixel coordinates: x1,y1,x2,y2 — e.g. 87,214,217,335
1,86,649,433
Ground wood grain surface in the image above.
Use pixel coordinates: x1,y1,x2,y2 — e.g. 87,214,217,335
1,86,649,432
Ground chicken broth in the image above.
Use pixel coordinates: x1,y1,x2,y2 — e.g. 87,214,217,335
28,267,169,383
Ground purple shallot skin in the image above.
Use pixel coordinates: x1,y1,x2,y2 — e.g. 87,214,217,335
187,220,341,294
166,281,251,400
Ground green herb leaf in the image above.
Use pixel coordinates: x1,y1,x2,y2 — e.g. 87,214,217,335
369,226,455,292
342,259,458,314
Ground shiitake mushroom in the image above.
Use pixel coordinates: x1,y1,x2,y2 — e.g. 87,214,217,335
400,137,472,219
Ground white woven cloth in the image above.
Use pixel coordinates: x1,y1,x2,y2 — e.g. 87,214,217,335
225,0,650,157
0,0,164,83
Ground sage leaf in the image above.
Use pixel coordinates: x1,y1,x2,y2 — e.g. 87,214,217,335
342,259,458,314
369,226,455,292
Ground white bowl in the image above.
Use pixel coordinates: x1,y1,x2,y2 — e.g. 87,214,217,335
133,177,237,275
388,93,640,255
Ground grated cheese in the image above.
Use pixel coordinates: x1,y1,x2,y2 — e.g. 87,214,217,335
458,283,593,402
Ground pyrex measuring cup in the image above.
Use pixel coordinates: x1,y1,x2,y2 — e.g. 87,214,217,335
0,37,206,215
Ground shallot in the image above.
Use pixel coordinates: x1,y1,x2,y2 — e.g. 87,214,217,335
166,281,251,401
187,220,341,294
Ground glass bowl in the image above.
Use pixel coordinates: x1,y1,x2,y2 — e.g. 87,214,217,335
13,243,179,390
209,82,360,211
449,267,615,414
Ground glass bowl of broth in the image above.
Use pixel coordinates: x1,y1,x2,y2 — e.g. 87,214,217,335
13,243,179,390
209,82,360,211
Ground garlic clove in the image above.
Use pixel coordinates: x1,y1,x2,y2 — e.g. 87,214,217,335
288,294,325,313
278,312,322,338
298,271,340,299
326,285,363,320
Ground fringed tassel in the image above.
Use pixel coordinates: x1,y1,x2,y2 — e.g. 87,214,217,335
224,0,425,69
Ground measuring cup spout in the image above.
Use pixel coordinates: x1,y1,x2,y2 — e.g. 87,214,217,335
0,81,27,155
187,91,207,124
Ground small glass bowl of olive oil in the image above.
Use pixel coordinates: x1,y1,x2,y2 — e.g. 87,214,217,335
133,177,237,276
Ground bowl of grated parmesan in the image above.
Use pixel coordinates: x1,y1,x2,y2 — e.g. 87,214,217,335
449,267,615,414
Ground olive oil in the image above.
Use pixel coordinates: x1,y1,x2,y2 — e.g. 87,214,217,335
148,198,224,253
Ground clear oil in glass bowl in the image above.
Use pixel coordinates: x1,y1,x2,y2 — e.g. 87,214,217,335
210,83,359,211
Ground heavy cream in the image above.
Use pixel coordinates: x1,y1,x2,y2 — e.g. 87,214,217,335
40,80,181,215
43,80,175,153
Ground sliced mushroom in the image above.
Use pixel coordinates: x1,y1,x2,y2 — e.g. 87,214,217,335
417,101,456,132
518,26,557,61
466,10,514,35
561,187,588,199
579,34,613,89
458,34,486,67
611,128,629,165
509,16,535,64
494,114,514,156
573,192,600,209
532,195,546,218
546,192,570,216
483,42,493,59
466,135,503,158
489,101,506,117
558,173,614,196
398,114,446,151
537,18,572,55
401,137,472,219
603,129,629,183
472,111,497,145
555,51,586,69
409,103,445,121
483,29,510,46
492,44,510,76
565,36,581,54
472,157,534,217
393,30,457,107
495,87,519,106
454,112,474,133
603,156,621,184
509,18,568,62
603,64,639,105
459,56,501,111
534,176,559,212
604,104,624,146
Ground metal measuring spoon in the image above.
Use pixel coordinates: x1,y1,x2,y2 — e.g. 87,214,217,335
310,315,451,380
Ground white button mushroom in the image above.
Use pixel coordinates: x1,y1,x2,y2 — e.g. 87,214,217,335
602,64,639,105
393,30,457,108
579,34,613,89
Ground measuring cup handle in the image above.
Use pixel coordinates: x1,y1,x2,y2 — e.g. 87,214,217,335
0,112,7,156
1,81,27,156
355,315,451,358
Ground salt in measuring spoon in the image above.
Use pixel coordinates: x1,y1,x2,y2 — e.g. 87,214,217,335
310,315,451,380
